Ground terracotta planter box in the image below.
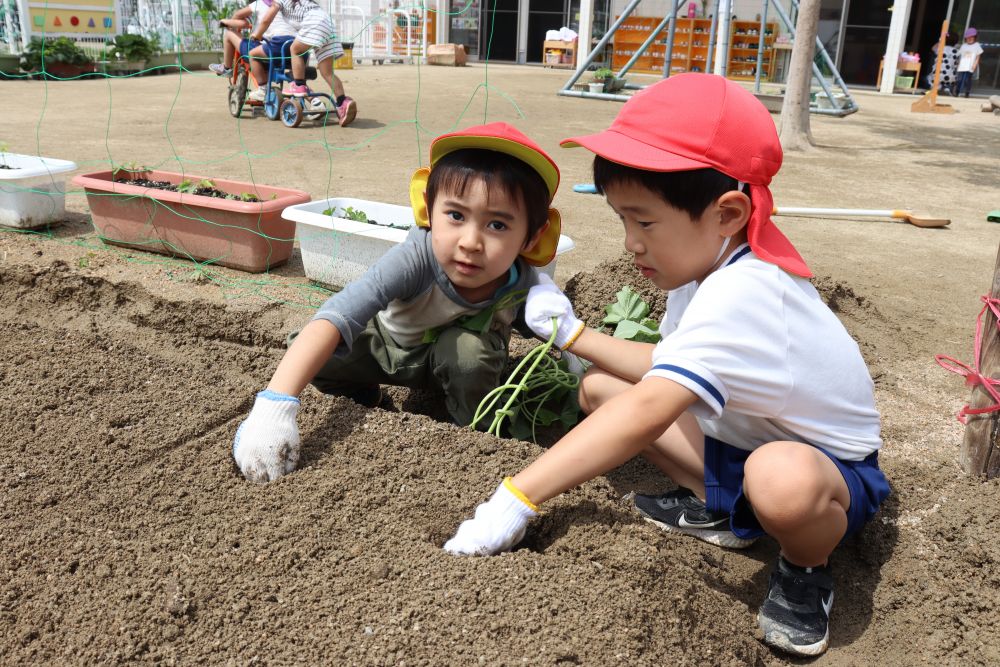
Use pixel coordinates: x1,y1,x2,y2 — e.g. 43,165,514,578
283,197,575,288
32,62,98,79
0,153,77,229
73,169,310,272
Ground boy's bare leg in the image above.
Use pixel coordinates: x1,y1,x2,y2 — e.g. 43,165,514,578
247,45,268,86
222,30,241,69
743,442,850,566
579,367,706,495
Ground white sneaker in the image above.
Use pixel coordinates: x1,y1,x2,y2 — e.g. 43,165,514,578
308,97,327,110
247,88,267,102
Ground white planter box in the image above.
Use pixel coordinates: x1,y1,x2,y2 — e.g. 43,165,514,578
0,153,77,229
283,197,575,288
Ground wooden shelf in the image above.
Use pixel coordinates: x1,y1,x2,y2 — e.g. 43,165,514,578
727,20,777,80
543,39,576,69
611,16,713,75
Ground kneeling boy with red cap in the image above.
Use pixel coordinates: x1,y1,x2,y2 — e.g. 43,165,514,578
232,123,564,482
444,75,889,658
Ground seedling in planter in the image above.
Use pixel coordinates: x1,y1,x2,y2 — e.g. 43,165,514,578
0,142,9,169
112,162,149,181
321,205,411,231
227,191,261,202
603,286,661,342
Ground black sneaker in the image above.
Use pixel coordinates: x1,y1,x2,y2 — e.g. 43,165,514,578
758,556,834,657
633,488,756,549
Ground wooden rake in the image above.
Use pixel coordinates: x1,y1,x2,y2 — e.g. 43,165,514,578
773,207,950,228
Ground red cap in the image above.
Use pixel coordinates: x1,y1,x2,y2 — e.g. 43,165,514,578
562,73,811,277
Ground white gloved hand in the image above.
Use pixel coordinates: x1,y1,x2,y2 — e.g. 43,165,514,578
444,478,539,556
232,390,301,483
524,273,585,350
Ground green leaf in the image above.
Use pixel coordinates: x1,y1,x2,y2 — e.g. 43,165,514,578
603,286,649,325
613,319,660,343
532,407,560,426
559,393,581,427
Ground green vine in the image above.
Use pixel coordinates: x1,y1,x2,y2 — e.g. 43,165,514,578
471,319,581,441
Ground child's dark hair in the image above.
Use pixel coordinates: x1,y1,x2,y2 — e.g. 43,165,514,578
426,149,550,246
593,155,745,220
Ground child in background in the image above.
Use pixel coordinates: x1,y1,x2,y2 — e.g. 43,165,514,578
925,31,959,94
444,75,889,658
232,122,563,483
955,27,984,97
251,0,357,126
209,0,297,103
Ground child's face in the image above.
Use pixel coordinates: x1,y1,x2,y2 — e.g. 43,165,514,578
604,180,743,291
428,177,539,302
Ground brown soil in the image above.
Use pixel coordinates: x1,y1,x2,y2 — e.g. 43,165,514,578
3,65,1000,664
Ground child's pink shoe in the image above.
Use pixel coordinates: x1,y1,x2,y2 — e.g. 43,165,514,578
337,96,357,127
287,83,310,97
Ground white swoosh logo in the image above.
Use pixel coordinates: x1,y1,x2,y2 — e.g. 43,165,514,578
676,514,728,529
821,592,834,616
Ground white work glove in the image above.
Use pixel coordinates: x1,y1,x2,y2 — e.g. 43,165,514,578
232,390,301,483
444,478,538,556
524,273,585,350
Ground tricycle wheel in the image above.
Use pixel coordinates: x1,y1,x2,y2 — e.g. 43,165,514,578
231,69,249,117
280,98,303,128
265,89,282,120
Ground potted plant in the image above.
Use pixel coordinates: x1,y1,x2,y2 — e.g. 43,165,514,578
19,37,97,79
282,197,575,288
72,166,311,272
591,66,625,93
0,50,20,76
108,34,154,75
0,142,78,229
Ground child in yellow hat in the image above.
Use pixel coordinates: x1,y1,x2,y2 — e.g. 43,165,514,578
232,122,563,483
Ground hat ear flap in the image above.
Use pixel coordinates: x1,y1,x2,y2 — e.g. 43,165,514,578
519,208,561,267
409,167,431,228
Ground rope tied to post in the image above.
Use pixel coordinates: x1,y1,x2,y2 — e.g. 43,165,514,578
935,295,1000,424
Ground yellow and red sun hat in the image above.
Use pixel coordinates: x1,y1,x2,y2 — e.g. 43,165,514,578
409,122,562,267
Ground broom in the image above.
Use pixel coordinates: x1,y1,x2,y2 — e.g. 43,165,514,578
772,207,950,228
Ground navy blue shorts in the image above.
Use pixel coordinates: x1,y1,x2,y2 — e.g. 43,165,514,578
703,436,890,542
239,38,262,60
262,35,295,56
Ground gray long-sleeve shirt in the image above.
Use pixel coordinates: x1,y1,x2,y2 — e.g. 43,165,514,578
313,227,541,355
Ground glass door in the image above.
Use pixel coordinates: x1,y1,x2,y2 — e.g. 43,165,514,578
449,0,481,58
480,0,518,61
839,0,894,85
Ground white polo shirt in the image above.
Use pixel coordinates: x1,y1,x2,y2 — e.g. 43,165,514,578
644,243,882,461
250,0,295,38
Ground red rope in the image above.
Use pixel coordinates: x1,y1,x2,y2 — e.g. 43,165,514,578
935,296,1000,424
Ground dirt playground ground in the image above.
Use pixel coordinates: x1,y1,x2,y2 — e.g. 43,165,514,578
2,64,1000,664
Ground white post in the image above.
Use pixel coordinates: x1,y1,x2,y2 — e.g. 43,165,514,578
713,0,730,76
435,0,446,45
171,0,180,52
4,0,18,52
576,0,593,71
16,0,30,50
516,0,528,63
879,0,913,94
421,1,427,63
